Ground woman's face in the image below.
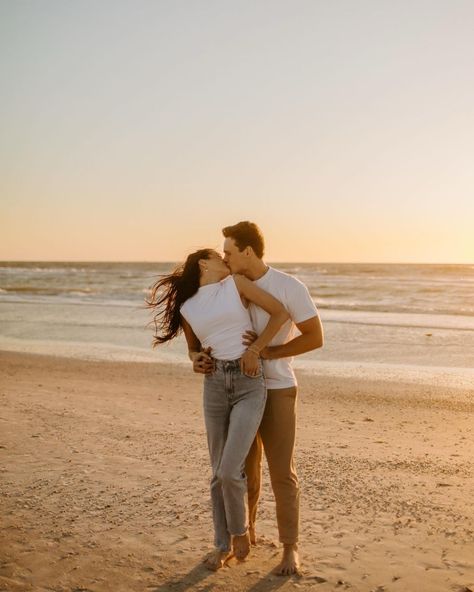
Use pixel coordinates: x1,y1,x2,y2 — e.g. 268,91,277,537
205,251,230,280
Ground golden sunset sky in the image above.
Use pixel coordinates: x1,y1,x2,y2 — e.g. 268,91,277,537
1,1,473,263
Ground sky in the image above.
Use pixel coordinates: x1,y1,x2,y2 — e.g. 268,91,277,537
1,0,473,263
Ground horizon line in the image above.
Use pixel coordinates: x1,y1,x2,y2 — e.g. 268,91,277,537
0,259,472,266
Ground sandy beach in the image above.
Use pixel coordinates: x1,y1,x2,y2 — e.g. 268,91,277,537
1,351,473,591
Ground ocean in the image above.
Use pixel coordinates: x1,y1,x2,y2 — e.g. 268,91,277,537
1,262,473,386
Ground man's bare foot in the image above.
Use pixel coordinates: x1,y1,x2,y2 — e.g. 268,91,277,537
232,532,251,561
274,543,301,576
249,525,257,545
203,549,233,571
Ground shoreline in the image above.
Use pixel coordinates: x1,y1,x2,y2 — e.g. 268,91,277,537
1,350,473,591
1,339,474,389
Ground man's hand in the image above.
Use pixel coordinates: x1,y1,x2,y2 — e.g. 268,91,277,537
242,330,258,347
242,331,270,359
191,347,215,374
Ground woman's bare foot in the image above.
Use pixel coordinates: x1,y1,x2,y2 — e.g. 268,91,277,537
203,549,233,571
232,531,251,561
274,543,301,576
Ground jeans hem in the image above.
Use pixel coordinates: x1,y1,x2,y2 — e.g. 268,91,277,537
230,527,248,537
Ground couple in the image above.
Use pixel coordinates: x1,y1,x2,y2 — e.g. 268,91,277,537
149,221,323,575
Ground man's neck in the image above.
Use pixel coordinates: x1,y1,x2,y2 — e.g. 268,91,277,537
244,260,269,281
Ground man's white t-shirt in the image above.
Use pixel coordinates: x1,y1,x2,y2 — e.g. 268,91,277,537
249,267,319,390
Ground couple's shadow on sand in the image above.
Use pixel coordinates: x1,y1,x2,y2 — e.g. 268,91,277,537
150,559,297,592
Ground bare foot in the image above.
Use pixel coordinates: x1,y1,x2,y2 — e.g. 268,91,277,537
274,543,301,576
203,549,233,571
232,531,251,561
249,525,257,545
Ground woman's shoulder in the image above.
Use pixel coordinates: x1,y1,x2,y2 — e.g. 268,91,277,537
180,289,201,312
179,298,191,313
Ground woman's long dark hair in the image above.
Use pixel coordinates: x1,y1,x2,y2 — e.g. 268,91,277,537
146,248,215,347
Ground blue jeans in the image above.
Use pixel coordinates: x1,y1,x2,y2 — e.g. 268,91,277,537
203,358,267,552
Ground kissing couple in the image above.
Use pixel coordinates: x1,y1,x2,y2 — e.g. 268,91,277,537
148,221,323,575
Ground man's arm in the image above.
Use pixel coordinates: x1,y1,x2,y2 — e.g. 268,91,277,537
242,315,323,360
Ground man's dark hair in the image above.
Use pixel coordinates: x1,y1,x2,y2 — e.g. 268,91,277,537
222,221,265,259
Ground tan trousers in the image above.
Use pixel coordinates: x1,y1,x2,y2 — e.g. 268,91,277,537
245,386,299,545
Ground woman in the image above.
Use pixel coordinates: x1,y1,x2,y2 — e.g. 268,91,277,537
148,248,289,570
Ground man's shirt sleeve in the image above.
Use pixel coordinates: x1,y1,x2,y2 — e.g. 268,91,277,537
286,278,319,324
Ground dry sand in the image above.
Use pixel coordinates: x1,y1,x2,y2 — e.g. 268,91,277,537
1,351,473,592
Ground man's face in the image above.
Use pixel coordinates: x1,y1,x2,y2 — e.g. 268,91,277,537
223,237,247,274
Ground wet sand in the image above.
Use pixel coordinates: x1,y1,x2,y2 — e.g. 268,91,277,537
1,351,473,591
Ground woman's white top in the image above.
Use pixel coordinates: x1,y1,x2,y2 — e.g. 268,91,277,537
180,275,253,360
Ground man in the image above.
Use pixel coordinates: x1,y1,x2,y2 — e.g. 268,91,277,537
193,221,323,575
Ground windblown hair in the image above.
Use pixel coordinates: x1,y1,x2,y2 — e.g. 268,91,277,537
222,220,265,259
146,248,214,347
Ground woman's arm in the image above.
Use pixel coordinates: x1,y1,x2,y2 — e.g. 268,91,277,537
233,274,290,374
181,316,202,361
182,316,215,373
